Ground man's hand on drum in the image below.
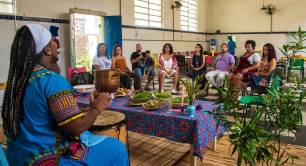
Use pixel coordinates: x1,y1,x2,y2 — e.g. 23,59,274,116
90,92,112,113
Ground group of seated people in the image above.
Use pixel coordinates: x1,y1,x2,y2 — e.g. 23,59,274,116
92,42,179,93
4,24,279,166
93,40,277,96
205,40,276,97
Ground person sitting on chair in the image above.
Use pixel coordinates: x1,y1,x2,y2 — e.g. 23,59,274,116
130,43,145,90
230,40,261,96
158,43,178,93
205,43,235,88
111,44,140,90
251,43,277,88
92,43,111,70
187,44,206,80
142,50,157,91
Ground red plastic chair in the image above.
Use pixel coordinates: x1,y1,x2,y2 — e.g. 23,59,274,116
67,67,87,83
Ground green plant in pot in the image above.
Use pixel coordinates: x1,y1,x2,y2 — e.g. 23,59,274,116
217,73,305,166
262,77,305,166
179,75,205,105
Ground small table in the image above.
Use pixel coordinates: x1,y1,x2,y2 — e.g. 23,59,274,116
76,96,226,166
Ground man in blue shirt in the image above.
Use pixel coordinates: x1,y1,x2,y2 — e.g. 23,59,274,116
228,36,237,63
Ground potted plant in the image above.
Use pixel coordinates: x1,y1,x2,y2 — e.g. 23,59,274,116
217,74,305,166
179,76,206,116
179,75,205,105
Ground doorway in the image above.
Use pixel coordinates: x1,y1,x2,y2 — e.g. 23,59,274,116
70,12,104,72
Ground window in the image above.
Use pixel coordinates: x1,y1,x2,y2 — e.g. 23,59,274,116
134,0,162,28
180,0,198,31
0,0,15,14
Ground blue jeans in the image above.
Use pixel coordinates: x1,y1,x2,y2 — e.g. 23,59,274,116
134,67,156,77
134,67,144,77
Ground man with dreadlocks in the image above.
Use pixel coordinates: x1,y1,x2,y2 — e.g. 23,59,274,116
2,24,129,165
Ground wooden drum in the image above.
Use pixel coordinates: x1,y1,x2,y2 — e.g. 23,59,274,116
90,111,127,145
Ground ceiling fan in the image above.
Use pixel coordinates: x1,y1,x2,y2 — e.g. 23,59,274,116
261,2,277,32
171,1,182,40
265,3,276,15
171,0,182,9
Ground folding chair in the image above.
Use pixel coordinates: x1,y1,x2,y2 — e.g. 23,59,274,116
287,58,304,81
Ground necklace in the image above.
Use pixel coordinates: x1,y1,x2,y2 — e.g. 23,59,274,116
195,54,200,67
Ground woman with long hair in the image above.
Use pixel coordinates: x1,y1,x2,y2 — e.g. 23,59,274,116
158,43,178,93
112,44,140,91
92,43,111,70
187,43,206,80
111,44,132,89
251,43,277,87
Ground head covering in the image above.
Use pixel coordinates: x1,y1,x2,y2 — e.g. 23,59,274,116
50,25,59,37
26,24,52,54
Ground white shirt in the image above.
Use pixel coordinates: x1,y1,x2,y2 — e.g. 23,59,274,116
93,56,112,69
164,58,173,70
247,52,261,65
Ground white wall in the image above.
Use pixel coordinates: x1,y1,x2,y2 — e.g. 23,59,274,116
0,0,210,81
121,0,209,68
207,0,306,57
0,0,120,82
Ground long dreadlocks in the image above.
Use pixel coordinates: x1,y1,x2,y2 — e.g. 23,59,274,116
2,26,43,140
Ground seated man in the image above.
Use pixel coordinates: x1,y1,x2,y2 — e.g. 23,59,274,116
142,50,157,90
205,43,235,88
130,43,145,90
3,24,129,166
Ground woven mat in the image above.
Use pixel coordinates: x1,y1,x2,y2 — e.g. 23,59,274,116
128,132,190,166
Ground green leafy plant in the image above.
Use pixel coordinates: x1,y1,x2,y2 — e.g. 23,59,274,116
262,77,305,166
279,26,306,61
216,74,305,166
229,110,273,166
179,75,205,105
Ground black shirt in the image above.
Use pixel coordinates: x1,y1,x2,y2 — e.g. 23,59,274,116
130,51,145,70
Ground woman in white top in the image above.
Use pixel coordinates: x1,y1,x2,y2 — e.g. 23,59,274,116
93,43,112,70
159,43,178,93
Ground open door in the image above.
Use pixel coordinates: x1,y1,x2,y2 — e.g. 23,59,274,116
70,12,104,70
104,16,122,57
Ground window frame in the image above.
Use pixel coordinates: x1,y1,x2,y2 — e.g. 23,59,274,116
0,0,16,14
180,0,198,32
134,0,163,28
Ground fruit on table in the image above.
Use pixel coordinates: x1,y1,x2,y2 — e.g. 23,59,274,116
144,100,161,108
